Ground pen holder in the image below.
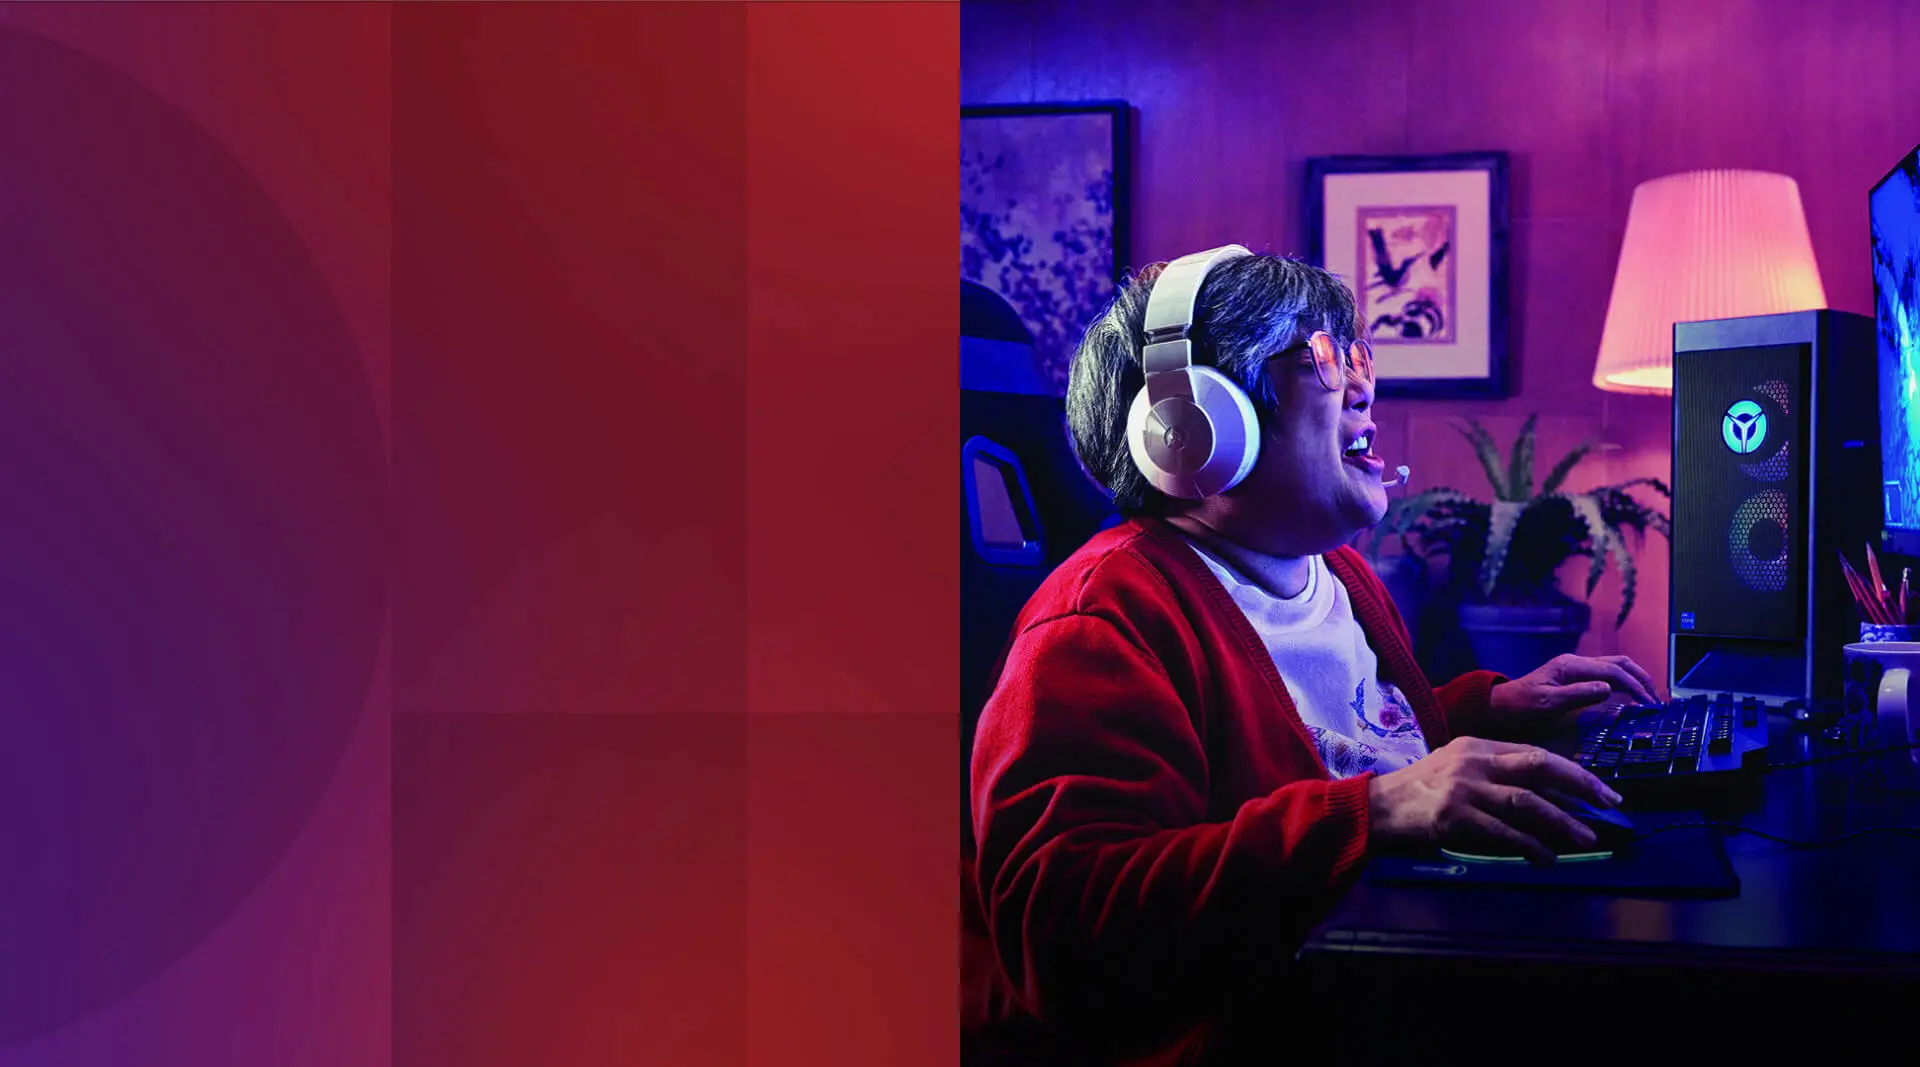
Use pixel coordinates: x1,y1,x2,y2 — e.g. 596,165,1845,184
1860,623,1920,644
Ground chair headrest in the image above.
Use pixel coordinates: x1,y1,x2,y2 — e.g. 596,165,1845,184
961,281,1052,396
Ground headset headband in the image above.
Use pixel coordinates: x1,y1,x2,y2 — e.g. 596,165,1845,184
1141,245,1251,398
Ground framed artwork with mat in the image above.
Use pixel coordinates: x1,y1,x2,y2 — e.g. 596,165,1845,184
1306,151,1510,399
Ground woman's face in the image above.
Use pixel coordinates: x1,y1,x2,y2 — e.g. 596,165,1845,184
1241,334,1388,553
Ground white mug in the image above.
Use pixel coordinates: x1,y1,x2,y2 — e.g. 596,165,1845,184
1842,641,1920,766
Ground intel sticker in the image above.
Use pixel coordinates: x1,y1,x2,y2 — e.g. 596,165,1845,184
1680,611,1696,631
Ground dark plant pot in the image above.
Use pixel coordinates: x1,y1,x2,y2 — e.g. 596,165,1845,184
1371,554,1429,648
1458,601,1592,680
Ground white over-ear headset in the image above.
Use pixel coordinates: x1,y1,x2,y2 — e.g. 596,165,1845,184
1125,245,1263,499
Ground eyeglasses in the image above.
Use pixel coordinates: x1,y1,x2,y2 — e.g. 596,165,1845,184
1289,331,1375,393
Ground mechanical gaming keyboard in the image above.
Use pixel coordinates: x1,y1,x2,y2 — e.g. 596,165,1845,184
1573,693,1770,783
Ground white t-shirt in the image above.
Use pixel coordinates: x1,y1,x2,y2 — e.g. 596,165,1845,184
1180,534,1430,778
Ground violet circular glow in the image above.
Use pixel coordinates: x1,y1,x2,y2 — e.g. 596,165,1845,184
0,28,386,1044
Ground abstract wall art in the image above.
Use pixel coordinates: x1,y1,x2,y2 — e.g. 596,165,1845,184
961,102,1129,395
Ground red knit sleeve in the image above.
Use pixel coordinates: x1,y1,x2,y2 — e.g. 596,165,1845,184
969,611,1372,1040
1432,669,1507,738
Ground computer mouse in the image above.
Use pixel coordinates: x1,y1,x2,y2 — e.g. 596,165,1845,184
1439,790,1637,863
1540,789,1637,851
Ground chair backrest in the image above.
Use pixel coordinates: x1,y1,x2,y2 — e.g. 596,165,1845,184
959,282,1115,760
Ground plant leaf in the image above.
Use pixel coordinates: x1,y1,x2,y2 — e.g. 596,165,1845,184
1609,524,1638,627
1568,493,1612,597
1481,500,1526,597
1609,487,1670,539
1539,441,1596,495
1601,476,1672,498
1611,495,1667,540
1454,419,1510,500
1384,488,1474,534
1507,414,1538,502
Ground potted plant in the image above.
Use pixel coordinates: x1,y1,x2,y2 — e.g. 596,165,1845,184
1376,416,1671,679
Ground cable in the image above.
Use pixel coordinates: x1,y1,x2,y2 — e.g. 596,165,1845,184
1632,820,1920,848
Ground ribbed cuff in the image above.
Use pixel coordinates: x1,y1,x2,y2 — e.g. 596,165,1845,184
1451,670,1508,740
1469,669,1505,716
1323,773,1374,888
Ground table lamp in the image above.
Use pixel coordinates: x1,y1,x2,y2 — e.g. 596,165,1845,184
1592,169,1827,395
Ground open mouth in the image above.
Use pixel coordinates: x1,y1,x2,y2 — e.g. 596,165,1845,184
1342,428,1384,474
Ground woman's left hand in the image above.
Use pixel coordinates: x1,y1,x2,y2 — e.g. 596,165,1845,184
1489,653,1661,727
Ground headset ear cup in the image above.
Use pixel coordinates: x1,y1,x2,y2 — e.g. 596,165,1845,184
1126,368,1261,499
1127,386,1201,499
1186,367,1261,495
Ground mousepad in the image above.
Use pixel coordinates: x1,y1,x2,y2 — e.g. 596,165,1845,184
1365,827,1738,898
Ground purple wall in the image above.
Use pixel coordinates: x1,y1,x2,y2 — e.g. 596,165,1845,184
963,0,1920,679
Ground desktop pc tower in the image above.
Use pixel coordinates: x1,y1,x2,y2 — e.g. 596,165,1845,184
1669,309,1880,708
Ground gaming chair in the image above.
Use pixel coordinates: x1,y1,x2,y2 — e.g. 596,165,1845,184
959,281,1114,764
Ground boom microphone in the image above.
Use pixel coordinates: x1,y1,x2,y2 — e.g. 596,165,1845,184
1381,464,1411,488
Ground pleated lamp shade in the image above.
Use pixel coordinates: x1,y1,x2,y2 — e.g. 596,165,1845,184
1592,169,1827,395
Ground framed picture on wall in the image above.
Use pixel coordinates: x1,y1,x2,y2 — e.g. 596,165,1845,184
961,101,1130,396
1306,152,1510,399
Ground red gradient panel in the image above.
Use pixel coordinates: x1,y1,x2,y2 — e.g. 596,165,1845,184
393,2,747,716
0,2,960,1064
394,713,746,1067
391,4,759,1065
743,4,961,1065
745,2,959,719
747,714,957,1067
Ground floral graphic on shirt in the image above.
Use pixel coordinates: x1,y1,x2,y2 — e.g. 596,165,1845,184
1354,679,1421,740
1306,724,1380,778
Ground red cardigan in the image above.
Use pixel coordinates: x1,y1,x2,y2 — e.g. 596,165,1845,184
962,517,1503,1065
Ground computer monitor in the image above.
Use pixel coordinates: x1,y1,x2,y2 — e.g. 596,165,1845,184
1873,142,1920,554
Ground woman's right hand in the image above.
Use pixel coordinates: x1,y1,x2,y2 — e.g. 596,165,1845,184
1366,737,1623,865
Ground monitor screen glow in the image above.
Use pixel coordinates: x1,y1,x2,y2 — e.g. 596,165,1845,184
1873,144,1920,538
